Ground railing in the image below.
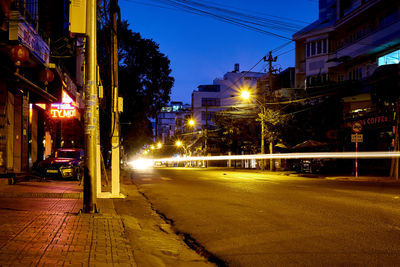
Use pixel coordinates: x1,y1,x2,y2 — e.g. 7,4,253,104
337,12,400,51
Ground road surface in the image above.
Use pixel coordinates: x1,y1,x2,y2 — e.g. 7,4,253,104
126,167,400,266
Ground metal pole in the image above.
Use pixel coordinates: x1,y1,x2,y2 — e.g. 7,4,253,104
204,105,208,168
83,0,97,213
355,141,358,177
264,51,276,172
260,107,265,170
111,0,121,197
96,66,101,196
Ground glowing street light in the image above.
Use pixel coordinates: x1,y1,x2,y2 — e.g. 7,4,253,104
157,142,162,149
240,89,251,101
188,118,195,127
175,140,182,147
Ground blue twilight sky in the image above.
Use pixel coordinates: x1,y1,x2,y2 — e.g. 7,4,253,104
119,0,319,104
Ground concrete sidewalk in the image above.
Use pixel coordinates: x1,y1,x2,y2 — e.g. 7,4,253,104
0,177,214,267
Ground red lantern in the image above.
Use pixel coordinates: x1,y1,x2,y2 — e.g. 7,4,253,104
39,68,54,85
10,45,29,66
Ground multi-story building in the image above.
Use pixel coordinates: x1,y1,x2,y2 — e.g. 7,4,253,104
293,0,400,118
191,64,265,130
155,101,191,143
294,0,399,91
293,0,400,173
0,1,83,176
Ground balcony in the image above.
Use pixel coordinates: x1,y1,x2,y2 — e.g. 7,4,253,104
336,17,400,60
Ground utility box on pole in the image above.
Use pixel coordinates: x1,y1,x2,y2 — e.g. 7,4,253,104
69,0,86,35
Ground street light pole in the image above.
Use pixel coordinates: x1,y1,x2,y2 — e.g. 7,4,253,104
260,106,265,170
110,0,121,197
240,89,266,170
264,51,277,171
83,0,97,213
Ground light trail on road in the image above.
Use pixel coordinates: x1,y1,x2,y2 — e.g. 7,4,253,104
129,151,400,168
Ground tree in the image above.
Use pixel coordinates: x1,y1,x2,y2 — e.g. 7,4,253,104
258,108,287,148
98,19,174,156
213,110,260,155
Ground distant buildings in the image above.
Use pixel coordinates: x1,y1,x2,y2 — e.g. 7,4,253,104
155,101,191,143
191,64,265,130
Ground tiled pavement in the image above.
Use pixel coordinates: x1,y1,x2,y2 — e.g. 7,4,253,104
0,181,136,266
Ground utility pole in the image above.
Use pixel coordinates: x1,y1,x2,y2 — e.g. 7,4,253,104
83,0,97,213
260,106,265,170
264,51,277,171
391,97,400,180
204,105,208,168
110,0,121,196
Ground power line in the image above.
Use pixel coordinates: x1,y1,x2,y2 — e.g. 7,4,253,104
122,0,305,39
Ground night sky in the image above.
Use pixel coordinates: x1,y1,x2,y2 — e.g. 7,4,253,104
120,0,318,104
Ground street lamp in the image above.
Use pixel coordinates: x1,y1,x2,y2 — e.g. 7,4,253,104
188,118,195,127
175,140,182,147
240,88,268,170
240,89,251,101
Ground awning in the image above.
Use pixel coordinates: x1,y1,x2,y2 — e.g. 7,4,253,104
14,72,57,103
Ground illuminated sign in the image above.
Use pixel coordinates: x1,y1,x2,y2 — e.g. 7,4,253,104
50,91,76,118
50,104,76,118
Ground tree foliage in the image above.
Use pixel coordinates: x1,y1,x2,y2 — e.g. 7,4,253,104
212,106,288,154
257,108,287,145
98,19,174,155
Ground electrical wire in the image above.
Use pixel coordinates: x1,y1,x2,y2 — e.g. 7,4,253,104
121,0,308,39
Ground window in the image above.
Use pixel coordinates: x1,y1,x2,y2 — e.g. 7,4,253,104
201,98,220,107
322,39,327,54
201,111,216,121
306,38,328,58
378,49,400,66
311,42,316,56
317,40,322,54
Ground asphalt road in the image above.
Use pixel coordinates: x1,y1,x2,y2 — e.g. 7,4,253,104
127,167,400,266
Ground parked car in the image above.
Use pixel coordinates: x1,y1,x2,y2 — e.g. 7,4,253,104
294,158,337,174
36,148,84,180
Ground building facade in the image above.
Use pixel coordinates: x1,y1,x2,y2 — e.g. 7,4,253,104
191,64,265,131
0,0,83,175
293,0,400,174
155,101,191,143
294,0,400,90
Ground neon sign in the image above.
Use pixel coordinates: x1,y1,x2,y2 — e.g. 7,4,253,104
50,105,76,118
50,91,76,118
